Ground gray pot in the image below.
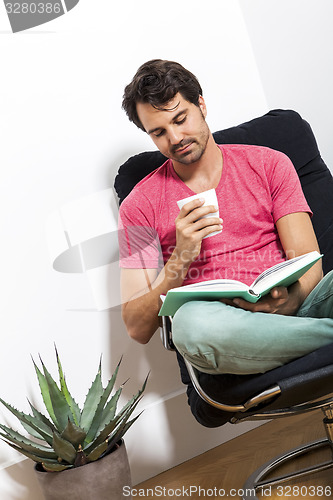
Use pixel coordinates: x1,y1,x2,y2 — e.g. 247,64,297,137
34,440,132,500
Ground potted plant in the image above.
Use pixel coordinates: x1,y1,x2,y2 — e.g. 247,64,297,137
0,347,147,500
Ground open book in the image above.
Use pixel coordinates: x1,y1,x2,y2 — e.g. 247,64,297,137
158,251,322,317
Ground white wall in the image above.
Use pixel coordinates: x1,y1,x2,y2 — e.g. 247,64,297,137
239,0,333,172
5,0,332,497
0,1,268,496
1,1,332,498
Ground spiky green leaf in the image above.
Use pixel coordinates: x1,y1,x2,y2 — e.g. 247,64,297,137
19,422,46,441
84,359,122,444
1,439,55,462
118,373,148,416
107,412,142,452
61,419,86,447
55,346,81,425
40,358,73,432
26,400,56,436
32,357,57,426
97,387,122,435
79,358,104,431
0,398,53,445
52,431,76,464
0,439,55,465
82,374,148,455
83,393,142,456
94,372,148,446
19,410,54,442
86,440,108,462
0,426,57,460
83,410,123,455
41,461,71,472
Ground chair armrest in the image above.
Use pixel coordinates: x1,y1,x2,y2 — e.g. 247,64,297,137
160,315,175,351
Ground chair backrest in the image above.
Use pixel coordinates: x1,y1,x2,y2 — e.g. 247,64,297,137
114,109,333,274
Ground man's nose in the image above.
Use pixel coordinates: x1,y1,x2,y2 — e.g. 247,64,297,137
168,127,184,145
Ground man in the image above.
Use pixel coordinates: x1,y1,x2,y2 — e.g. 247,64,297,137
119,59,333,388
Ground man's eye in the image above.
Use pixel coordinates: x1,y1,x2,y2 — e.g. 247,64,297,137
175,116,186,125
154,130,165,138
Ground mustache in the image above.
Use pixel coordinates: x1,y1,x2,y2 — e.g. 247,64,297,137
171,139,195,154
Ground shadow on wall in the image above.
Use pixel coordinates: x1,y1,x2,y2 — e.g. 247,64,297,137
46,188,121,311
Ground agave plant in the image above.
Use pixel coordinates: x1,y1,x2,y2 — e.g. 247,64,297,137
0,347,147,472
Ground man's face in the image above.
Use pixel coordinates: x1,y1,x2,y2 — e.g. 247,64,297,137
136,93,210,165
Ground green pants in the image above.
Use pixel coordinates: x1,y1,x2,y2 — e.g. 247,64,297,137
172,271,333,375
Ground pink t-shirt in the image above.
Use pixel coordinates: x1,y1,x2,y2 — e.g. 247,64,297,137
118,144,311,286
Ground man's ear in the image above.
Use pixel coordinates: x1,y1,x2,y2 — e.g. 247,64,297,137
198,95,207,118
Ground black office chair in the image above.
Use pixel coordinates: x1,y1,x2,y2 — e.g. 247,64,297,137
115,109,333,498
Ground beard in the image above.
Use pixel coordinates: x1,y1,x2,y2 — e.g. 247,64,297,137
169,116,210,165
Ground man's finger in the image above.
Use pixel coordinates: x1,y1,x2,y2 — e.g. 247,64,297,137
270,286,288,299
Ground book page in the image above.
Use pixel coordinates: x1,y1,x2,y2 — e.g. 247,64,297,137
179,279,245,291
251,255,305,288
251,251,321,295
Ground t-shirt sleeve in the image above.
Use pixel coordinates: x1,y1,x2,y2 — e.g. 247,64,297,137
267,149,312,222
118,191,163,269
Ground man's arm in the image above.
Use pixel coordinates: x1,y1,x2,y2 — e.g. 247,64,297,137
121,261,184,344
232,212,323,315
121,198,223,343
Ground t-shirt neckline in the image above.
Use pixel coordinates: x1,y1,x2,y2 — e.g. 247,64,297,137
168,144,225,196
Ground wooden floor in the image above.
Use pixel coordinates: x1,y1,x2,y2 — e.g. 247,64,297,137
137,410,333,499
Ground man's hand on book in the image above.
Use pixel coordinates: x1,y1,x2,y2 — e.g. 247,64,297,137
223,285,302,316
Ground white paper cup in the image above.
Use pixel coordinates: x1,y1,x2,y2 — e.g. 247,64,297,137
177,188,222,238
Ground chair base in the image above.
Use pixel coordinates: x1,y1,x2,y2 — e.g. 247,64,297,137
242,437,333,499
241,403,333,499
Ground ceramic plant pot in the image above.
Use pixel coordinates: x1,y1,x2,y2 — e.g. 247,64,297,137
34,440,132,500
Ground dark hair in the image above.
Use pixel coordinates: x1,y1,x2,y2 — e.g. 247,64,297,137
122,59,203,131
